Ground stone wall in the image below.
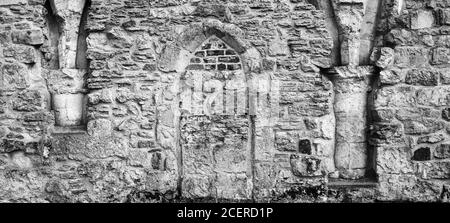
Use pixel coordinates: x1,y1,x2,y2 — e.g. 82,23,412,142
370,0,450,201
0,0,449,202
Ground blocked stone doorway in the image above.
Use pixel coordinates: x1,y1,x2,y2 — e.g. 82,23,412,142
179,36,253,200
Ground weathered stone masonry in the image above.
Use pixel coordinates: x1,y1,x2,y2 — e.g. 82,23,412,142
0,0,449,202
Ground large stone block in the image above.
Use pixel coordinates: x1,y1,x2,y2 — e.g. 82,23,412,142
373,86,416,108
12,90,43,112
431,47,450,65
417,133,445,144
369,123,404,145
215,173,252,200
413,161,450,179
441,68,450,84
290,154,324,177
11,29,44,45
3,45,36,64
379,69,404,85
394,47,428,68
53,93,85,126
1,62,28,90
274,131,298,152
374,47,395,69
443,107,450,121
395,107,441,121
410,10,435,29
435,143,450,159
416,86,450,107
439,9,450,25
403,118,444,135
405,69,439,86
334,142,367,169
335,116,366,142
87,119,111,136
376,147,413,174
0,0,26,6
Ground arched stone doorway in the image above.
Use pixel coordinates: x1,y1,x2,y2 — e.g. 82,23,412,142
180,36,252,200
156,20,263,200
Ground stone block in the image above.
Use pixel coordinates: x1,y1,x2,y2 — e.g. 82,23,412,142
268,39,289,56
443,108,450,121
417,133,445,144
215,173,251,200
371,108,396,122
441,68,450,84
335,116,366,143
405,69,439,86
11,29,44,45
1,62,28,90
435,143,450,159
253,162,276,190
395,107,441,121
413,161,450,179
182,175,215,198
334,142,367,170
439,9,450,25
275,131,297,152
0,0,26,6
87,119,111,136
374,85,417,107
416,86,450,107
290,154,324,177
410,10,435,29
3,45,36,64
394,47,428,68
369,123,404,145
431,47,450,65
377,147,413,174
379,70,404,85
403,119,444,135
128,149,151,167
12,90,43,112
53,93,85,126
374,47,395,69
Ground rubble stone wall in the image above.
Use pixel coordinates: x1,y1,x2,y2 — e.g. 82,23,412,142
371,0,450,201
0,0,449,202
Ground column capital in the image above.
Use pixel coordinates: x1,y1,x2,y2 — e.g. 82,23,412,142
323,65,376,79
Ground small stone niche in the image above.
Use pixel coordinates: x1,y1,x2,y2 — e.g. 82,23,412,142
412,147,431,161
298,139,311,155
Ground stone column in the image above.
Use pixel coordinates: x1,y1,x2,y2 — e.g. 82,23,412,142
332,0,365,66
329,66,374,179
47,69,87,127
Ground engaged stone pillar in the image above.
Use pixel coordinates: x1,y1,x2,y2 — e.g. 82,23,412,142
47,69,87,127
329,66,374,179
53,93,85,126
